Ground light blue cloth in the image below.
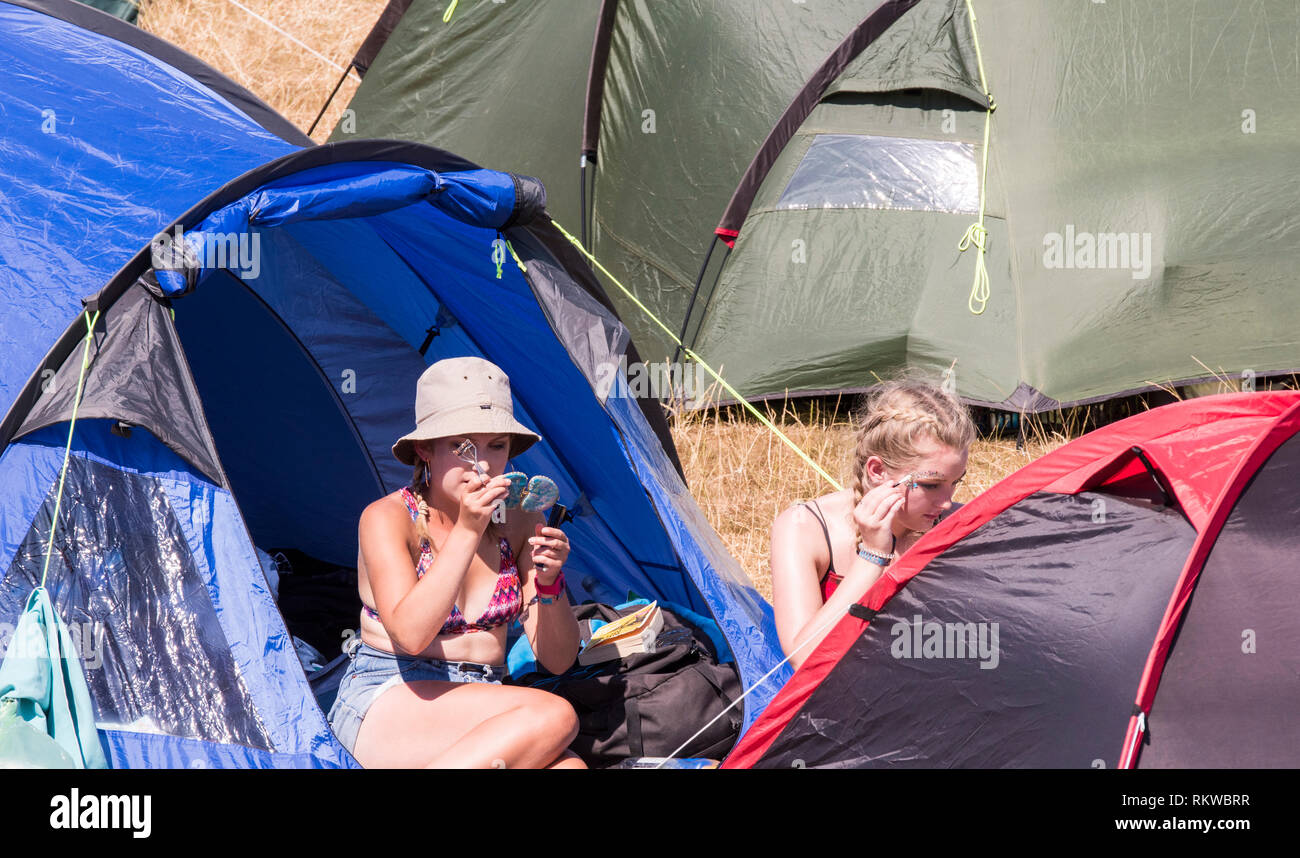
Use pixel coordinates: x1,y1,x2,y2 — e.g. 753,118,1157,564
0,588,107,768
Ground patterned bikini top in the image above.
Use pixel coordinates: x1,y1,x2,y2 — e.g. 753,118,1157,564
361,488,523,636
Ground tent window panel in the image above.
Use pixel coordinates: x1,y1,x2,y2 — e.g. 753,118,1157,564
0,456,274,751
776,134,978,214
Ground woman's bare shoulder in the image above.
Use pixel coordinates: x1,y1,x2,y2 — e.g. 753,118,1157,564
773,490,851,530
359,491,415,536
502,507,542,548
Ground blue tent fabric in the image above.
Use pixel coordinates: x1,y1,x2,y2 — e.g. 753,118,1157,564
0,587,108,768
0,0,298,414
0,421,359,768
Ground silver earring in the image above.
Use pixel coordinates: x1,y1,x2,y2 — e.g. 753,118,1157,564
422,460,431,489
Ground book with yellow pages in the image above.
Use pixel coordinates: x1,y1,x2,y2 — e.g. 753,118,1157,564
578,602,663,665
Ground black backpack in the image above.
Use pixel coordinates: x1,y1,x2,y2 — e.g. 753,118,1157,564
515,602,743,768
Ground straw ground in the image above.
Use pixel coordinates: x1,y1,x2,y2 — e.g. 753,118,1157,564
138,0,386,142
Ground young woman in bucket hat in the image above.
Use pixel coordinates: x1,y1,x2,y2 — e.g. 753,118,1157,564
770,379,976,671
328,357,585,768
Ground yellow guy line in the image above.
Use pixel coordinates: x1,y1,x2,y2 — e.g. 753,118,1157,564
40,309,100,588
959,0,996,315
541,218,843,493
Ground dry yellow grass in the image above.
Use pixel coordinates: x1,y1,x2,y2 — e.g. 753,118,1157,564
138,0,386,141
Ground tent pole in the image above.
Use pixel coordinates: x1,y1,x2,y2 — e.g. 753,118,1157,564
579,155,589,249
307,63,355,138
673,235,720,366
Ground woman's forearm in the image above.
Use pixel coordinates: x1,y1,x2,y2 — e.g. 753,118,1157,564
528,591,580,674
385,525,481,653
789,557,887,669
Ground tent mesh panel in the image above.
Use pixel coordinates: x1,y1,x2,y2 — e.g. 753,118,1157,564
1,455,273,751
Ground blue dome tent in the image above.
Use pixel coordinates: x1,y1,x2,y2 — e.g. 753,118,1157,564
0,1,787,768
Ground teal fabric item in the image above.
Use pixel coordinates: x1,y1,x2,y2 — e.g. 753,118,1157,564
0,588,107,768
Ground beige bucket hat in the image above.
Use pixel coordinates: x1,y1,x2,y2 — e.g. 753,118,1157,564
392,357,541,466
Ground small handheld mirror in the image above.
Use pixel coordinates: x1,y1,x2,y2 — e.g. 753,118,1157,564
520,475,559,513
502,472,529,508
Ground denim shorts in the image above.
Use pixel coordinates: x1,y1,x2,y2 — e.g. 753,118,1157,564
327,640,505,757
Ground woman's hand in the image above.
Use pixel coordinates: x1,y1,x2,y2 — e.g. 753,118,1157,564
456,473,510,534
851,477,910,555
528,525,570,586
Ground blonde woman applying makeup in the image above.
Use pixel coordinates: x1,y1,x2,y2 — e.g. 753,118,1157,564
770,380,977,670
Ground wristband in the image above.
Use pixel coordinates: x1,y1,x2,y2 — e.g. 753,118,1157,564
535,571,565,597
858,546,897,567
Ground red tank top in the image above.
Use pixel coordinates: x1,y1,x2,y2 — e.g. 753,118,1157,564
802,502,843,600
805,501,963,600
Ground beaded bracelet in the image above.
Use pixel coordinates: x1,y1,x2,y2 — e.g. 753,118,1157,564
855,529,898,568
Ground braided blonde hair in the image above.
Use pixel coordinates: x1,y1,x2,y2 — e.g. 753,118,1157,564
407,440,501,547
851,379,977,507
409,448,432,546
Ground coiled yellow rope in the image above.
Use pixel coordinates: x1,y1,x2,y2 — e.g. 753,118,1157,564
959,0,996,316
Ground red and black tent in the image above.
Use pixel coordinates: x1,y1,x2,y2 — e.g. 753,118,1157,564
726,391,1300,768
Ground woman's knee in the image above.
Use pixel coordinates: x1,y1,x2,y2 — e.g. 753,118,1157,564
531,690,579,747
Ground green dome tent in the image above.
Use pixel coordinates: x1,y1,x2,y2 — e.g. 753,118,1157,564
338,0,1300,411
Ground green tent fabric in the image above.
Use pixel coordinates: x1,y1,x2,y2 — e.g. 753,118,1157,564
0,587,107,768
337,0,601,247
77,0,138,23
341,0,1300,410
688,0,1300,409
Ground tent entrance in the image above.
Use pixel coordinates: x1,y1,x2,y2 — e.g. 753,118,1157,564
175,269,385,571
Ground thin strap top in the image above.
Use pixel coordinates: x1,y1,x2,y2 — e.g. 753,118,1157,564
361,488,523,635
800,501,843,601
